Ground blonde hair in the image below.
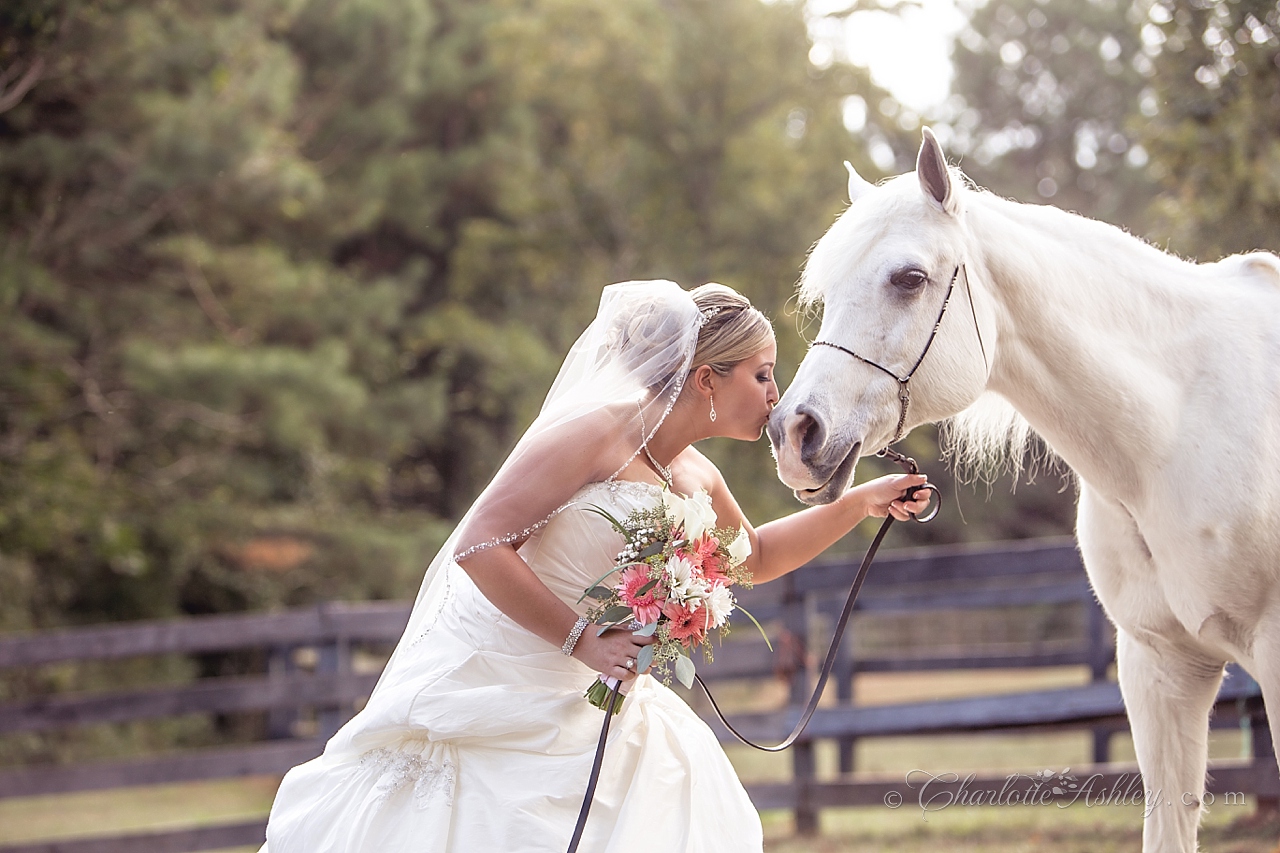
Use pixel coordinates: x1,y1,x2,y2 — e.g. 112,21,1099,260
689,283,774,375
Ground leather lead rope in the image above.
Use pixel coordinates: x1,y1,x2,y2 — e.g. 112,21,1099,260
566,680,621,853
696,447,936,752
566,448,938,849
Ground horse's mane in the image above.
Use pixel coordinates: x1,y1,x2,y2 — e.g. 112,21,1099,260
942,391,1055,485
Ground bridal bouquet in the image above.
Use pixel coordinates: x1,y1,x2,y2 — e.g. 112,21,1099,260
580,488,766,713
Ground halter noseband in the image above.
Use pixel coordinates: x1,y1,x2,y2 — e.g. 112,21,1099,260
811,263,986,446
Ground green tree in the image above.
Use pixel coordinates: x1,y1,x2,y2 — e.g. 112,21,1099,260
0,0,904,632
0,0,468,628
947,0,1156,227
1140,0,1280,258
472,0,900,526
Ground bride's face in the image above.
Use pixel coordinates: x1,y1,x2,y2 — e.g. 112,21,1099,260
713,342,779,441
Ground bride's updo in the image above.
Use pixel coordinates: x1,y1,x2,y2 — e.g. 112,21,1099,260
689,283,774,376
602,282,772,390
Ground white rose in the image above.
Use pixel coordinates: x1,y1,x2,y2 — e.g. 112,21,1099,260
704,583,735,629
661,490,687,530
682,489,718,542
727,525,752,566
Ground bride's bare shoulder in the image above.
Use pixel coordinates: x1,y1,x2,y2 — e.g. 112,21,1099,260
676,446,729,494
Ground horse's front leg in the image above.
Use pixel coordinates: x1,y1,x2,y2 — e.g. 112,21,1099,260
1079,486,1225,852
1117,629,1225,853
1243,618,1280,798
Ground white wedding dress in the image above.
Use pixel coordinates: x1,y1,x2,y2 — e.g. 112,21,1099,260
260,479,764,853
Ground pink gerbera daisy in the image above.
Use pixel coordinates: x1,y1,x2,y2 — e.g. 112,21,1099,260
663,600,708,647
687,534,726,582
617,564,664,624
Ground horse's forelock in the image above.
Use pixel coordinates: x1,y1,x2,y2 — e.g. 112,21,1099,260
798,180,923,308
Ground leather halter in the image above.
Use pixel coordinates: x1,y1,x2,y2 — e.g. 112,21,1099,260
811,263,986,445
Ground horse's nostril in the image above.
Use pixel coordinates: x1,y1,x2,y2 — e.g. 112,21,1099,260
798,414,817,448
793,405,826,460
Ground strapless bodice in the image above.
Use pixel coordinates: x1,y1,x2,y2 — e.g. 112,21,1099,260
517,479,663,612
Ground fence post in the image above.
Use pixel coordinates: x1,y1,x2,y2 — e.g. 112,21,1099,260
835,618,856,775
783,574,818,835
315,602,352,742
266,644,297,740
1248,693,1279,815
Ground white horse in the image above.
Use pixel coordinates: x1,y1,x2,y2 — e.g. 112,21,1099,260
768,128,1280,852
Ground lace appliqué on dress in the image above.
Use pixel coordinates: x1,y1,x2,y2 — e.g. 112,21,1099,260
360,746,456,810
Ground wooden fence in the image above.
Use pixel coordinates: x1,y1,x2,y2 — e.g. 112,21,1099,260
0,536,1275,851
705,535,1277,831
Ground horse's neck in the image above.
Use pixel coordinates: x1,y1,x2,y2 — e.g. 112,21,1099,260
968,195,1211,501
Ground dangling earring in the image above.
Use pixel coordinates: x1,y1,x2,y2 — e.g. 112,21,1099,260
709,394,717,422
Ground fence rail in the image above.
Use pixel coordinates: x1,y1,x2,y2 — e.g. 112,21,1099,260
0,536,1272,851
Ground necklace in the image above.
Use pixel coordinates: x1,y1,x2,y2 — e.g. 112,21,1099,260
636,402,674,490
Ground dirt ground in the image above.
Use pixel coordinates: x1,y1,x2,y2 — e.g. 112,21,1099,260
761,803,1280,852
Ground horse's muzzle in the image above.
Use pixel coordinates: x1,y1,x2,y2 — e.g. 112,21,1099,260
793,441,860,505
769,403,860,502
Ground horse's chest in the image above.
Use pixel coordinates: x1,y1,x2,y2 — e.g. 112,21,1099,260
1077,487,1274,659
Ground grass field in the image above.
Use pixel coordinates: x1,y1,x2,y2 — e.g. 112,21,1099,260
2,667,1276,852
3,778,1278,853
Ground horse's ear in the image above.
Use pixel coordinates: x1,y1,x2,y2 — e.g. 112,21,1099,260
844,160,873,203
917,127,956,214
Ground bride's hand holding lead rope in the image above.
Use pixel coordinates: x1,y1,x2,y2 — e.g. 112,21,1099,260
846,472,935,522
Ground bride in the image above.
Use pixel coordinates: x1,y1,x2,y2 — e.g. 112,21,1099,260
260,280,931,852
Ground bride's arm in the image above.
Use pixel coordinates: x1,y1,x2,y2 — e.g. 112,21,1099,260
458,544,649,681
695,456,930,584
453,413,651,681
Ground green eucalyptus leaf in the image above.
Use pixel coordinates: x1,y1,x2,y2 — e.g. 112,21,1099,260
600,604,634,624
674,653,696,689
632,620,658,637
638,541,664,559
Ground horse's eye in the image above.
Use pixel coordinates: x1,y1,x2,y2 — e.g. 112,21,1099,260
890,268,929,291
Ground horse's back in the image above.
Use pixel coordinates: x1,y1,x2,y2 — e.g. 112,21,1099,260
1210,251,1280,292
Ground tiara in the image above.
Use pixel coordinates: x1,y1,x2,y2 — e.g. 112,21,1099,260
699,306,723,323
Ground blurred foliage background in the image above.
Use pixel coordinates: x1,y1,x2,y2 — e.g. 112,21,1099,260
1,0,1277,636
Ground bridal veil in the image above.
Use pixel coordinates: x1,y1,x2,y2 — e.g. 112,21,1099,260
324,279,705,755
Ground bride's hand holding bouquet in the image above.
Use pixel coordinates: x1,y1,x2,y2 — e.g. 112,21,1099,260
574,487,762,712
569,617,656,687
